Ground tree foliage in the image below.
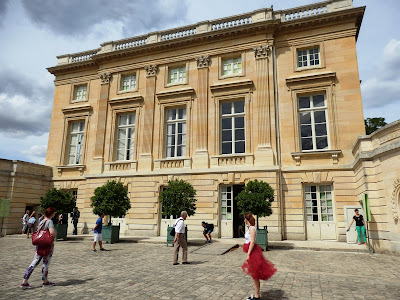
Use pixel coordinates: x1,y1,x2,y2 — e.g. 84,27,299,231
40,188,76,215
90,180,131,223
159,179,197,218
365,117,387,135
236,179,275,228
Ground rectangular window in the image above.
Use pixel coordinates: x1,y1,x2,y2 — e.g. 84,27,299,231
298,94,328,151
68,121,85,165
169,67,186,84
116,113,135,161
166,107,186,157
305,185,333,221
221,100,245,154
297,48,320,68
222,57,242,76
221,186,233,220
121,74,136,91
74,85,87,101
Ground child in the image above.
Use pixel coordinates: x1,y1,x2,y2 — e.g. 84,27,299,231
92,213,106,252
201,221,214,243
26,211,36,239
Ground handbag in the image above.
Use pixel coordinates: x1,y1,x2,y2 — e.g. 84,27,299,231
170,218,182,236
36,245,52,257
32,220,54,247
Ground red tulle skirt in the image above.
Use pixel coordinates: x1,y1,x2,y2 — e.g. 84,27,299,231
241,243,277,281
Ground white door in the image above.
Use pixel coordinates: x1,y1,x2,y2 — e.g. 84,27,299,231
160,215,176,237
305,185,336,240
111,217,128,234
344,206,364,244
220,185,233,238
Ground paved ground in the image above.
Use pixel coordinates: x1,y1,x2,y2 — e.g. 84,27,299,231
0,237,399,300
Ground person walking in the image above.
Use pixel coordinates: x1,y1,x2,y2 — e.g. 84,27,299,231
22,210,30,235
173,211,189,265
347,208,368,245
20,207,57,289
201,221,214,243
92,213,106,252
26,212,36,239
242,213,276,300
71,207,80,235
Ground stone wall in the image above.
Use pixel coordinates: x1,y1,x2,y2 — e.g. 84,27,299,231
0,159,52,236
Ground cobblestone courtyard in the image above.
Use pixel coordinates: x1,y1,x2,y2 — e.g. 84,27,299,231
0,238,399,300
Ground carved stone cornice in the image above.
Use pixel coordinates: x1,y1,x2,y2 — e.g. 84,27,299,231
195,55,211,68
253,45,271,59
99,72,112,84
144,65,158,77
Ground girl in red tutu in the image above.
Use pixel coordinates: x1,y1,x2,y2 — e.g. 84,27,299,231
242,213,276,300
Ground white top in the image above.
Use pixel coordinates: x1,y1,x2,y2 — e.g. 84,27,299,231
244,226,256,244
174,217,185,234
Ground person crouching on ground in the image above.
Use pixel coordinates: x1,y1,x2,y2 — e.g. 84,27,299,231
173,211,189,265
201,221,214,243
92,213,106,252
242,213,277,300
20,207,57,289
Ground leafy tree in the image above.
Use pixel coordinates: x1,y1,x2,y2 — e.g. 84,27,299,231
236,179,275,229
90,180,131,225
365,117,387,135
40,188,76,223
159,179,197,218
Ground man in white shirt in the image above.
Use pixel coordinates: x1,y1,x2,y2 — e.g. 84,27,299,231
173,211,189,265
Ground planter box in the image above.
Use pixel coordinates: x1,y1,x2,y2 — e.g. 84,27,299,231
102,224,120,244
167,225,187,247
256,226,268,251
55,224,68,241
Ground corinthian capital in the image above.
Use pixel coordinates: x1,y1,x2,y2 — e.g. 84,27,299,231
253,45,271,59
144,65,158,77
99,72,112,84
195,55,211,68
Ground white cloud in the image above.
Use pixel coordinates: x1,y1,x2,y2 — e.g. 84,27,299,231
21,145,48,164
361,39,400,109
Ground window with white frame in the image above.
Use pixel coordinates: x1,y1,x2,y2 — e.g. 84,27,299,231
297,48,320,68
222,57,242,76
74,85,87,101
305,185,334,221
166,107,186,157
221,100,245,154
169,67,186,84
116,113,135,161
221,186,233,220
121,74,136,91
67,121,85,165
298,94,328,151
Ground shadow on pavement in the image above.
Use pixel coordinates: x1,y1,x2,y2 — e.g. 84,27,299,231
261,289,288,300
56,278,94,286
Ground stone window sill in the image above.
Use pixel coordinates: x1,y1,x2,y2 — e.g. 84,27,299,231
56,165,86,176
104,161,137,172
210,153,254,166
291,150,342,166
154,157,191,169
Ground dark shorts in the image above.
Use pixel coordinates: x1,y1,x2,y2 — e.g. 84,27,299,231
203,228,213,234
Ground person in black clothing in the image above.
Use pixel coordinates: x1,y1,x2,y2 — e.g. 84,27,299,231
347,209,367,245
202,221,214,243
71,207,80,235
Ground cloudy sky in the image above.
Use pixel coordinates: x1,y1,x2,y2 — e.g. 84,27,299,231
0,0,399,164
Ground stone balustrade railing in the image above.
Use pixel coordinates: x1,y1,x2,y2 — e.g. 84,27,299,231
56,0,353,65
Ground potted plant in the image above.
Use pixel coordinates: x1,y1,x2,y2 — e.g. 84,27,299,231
40,188,76,241
90,180,131,244
236,179,275,250
158,179,197,246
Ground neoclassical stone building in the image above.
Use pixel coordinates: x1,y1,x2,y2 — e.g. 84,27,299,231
40,0,400,253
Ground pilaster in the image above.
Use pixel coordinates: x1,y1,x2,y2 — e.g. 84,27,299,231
193,55,210,168
138,65,158,171
90,72,112,173
253,45,274,166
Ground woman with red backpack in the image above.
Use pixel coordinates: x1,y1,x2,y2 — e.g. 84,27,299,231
20,207,57,289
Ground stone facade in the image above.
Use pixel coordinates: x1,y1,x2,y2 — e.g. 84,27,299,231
39,0,400,253
0,159,52,235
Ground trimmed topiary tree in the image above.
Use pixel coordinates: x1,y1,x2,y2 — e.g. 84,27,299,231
40,188,76,223
90,180,131,225
159,179,197,218
236,179,275,229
